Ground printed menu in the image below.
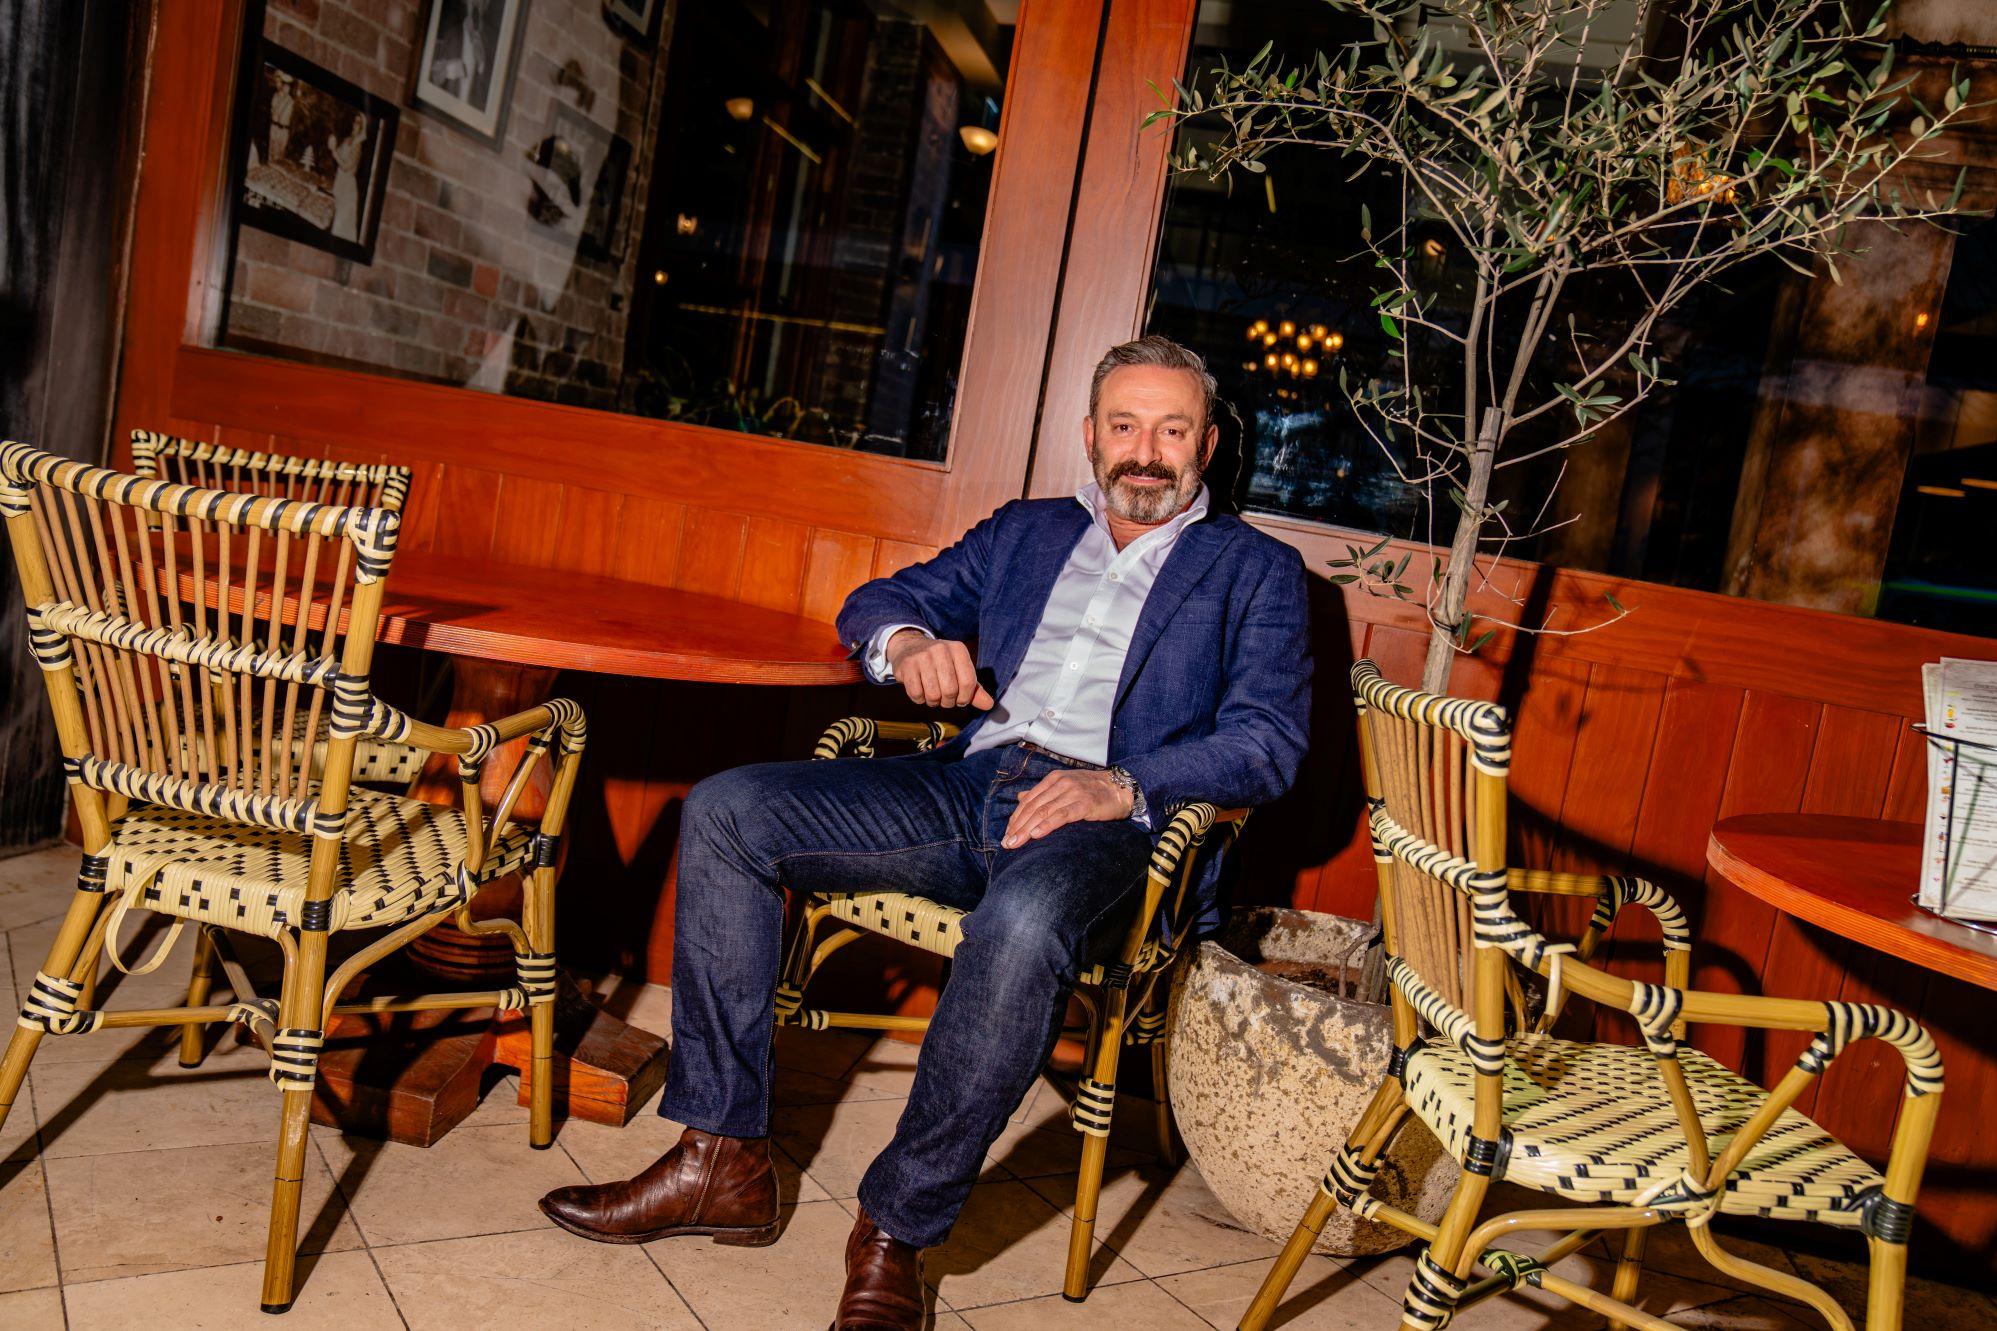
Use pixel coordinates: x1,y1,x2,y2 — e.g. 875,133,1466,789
1921,657,1997,919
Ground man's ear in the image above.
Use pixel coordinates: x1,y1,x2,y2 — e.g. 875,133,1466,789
1081,414,1095,455
1200,423,1219,469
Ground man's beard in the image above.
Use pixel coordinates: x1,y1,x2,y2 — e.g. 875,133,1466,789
1091,449,1203,524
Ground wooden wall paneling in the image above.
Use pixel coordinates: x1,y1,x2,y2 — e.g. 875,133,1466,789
675,509,750,599
800,529,881,625
1882,718,1932,822
1690,691,1819,1077
423,467,503,559
873,540,938,581
1505,654,1589,884
936,0,1110,536
1586,677,1741,1045
551,487,627,577
489,476,566,567
1309,624,1433,917
399,459,445,552
739,517,813,614
610,497,686,587
1761,706,1902,1115
1026,0,1200,500
1548,664,1670,879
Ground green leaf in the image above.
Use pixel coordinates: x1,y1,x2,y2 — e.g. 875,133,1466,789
1466,629,1497,655
1604,592,1627,614
1329,574,1360,585
1380,311,1401,339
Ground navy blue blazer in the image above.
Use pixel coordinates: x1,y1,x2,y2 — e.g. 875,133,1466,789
835,497,1313,933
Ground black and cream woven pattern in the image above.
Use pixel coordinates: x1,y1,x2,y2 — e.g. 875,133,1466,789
103,785,535,938
1402,1033,1886,1226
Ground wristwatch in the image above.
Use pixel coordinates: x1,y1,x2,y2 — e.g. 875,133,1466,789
1108,766,1147,822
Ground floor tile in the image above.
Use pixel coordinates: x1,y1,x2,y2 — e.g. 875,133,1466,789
0,1159,57,1293
44,1140,362,1285
1156,1255,1393,1330
981,1077,1151,1182
772,1096,913,1198
372,1226,704,1329
314,1120,588,1247
0,1285,64,1326
775,1024,876,1081
840,1033,925,1098
1023,1161,1280,1278
64,1249,400,1330
1792,1246,1997,1329
928,1178,1146,1310
555,1090,829,1204
25,1042,282,1160
0,846,80,934
1,1086,36,1163
653,1198,928,1329
962,1277,1213,1328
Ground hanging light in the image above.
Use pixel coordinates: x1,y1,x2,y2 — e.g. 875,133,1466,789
1264,353,1279,369
1279,320,1296,337
1326,331,1345,351
1301,358,1319,377
959,126,999,155
724,96,755,121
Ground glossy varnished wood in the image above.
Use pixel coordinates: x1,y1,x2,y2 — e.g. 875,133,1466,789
1708,814,1997,993
371,551,860,684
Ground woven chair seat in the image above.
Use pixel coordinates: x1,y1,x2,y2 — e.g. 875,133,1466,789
1404,1033,1884,1226
815,890,1163,985
104,786,535,938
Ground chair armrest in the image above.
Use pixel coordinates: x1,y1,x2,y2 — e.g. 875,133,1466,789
403,699,587,761
810,717,959,759
1116,804,1251,967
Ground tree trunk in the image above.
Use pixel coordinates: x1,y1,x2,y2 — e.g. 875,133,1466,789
1419,407,1505,694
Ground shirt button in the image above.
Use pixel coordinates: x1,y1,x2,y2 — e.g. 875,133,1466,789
1067,661,1080,671
1108,572,1121,582
1041,708,1057,720
1085,615,1099,627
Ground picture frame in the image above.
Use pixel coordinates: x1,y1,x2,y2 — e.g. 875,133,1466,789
602,0,663,46
524,102,634,263
227,34,399,265
412,0,532,149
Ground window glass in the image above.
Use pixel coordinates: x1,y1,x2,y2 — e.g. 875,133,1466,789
1148,0,1996,638
219,0,1011,462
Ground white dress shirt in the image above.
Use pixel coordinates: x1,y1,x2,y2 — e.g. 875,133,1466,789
865,482,1211,804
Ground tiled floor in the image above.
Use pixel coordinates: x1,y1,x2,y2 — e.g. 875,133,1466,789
3,843,1995,1330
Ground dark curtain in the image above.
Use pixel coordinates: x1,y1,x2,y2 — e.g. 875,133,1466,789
0,0,141,851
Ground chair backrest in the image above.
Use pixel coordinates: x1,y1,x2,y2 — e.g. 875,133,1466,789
0,442,406,872
131,430,412,513
1349,659,1517,1071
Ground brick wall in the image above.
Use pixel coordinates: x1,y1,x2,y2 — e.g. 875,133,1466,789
225,0,670,409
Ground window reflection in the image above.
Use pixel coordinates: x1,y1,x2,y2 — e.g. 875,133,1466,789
220,0,1010,462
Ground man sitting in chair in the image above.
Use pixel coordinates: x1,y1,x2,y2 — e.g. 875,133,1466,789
540,335,1311,1328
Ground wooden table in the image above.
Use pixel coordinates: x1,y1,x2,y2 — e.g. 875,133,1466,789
315,550,860,1144
1706,813,1997,992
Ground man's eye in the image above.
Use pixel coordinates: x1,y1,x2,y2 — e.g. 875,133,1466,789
1115,423,1133,433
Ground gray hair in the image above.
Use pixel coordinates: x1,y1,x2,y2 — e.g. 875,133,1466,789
1088,335,1218,434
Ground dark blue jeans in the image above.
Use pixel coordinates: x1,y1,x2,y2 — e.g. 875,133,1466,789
659,743,1154,1248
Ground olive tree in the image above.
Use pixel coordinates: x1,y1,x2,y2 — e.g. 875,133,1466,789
1160,0,1978,693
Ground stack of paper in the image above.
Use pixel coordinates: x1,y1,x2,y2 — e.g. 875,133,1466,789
1920,658,1997,920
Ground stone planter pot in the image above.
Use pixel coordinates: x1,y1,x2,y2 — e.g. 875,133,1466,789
1166,906,1457,1255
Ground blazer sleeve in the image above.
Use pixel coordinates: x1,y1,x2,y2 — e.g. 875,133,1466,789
835,501,1013,657
1115,543,1312,816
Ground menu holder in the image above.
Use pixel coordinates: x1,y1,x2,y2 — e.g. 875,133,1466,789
1916,658,1997,925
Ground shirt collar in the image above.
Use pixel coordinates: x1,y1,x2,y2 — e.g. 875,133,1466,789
1075,480,1211,545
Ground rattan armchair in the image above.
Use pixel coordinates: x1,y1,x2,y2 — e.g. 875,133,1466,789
1241,661,1941,1331
778,717,1247,1302
0,443,584,1314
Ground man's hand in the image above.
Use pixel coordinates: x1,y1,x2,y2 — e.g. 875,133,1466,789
1001,769,1134,849
886,630,994,710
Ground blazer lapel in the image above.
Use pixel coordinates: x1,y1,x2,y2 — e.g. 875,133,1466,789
1114,519,1235,708
985,504,1090,690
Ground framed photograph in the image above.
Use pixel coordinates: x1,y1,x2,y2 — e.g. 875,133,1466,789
602,0,663,46
524,102,634,263
413,0,531,148
229,40,399,264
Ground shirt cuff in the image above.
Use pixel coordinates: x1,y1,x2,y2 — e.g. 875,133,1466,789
864,623,931,683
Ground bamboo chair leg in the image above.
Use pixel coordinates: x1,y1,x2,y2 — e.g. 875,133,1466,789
1149,1041,1181,1164
1866,1236,1908,1331
1063,989,1129,1303
1606,1226,1648,1331
0,881,112,1133
1398,1166,1491,1331
527,864,556,1150
261,931,329,1315
1240,1077,1409,1331
180,927,222,1068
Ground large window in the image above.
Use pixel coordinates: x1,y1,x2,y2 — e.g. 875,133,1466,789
1147,0,1997,638
218,0,1011,461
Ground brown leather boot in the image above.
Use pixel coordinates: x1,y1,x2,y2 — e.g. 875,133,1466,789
538,1125,780,1246
831,1207,925,1330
